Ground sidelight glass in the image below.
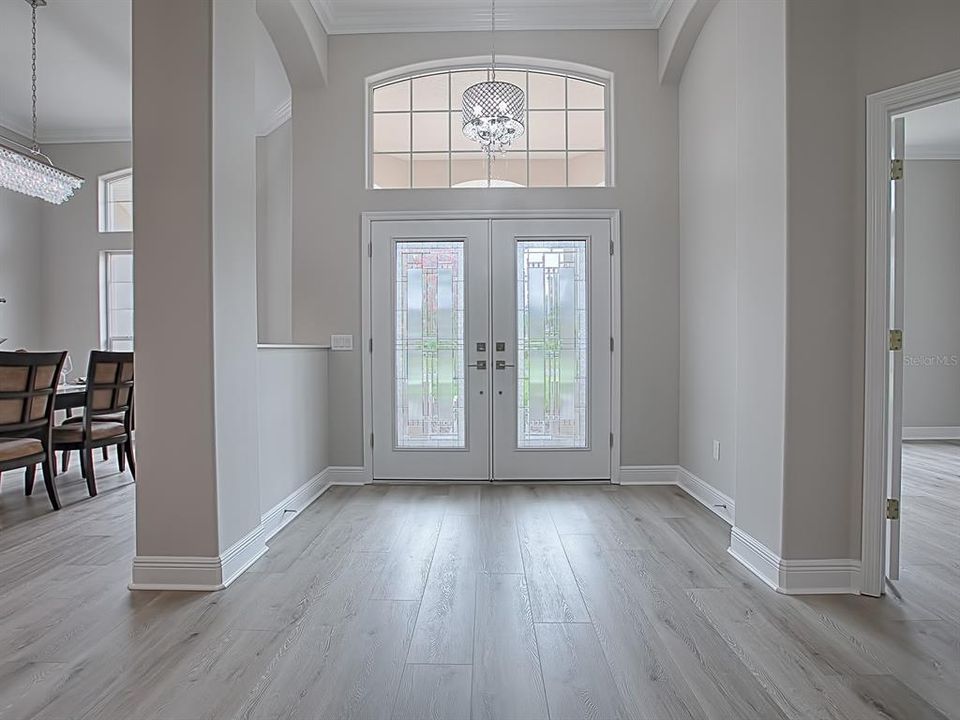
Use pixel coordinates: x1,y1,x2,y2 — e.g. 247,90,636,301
395,241,466,448
515,239,588,448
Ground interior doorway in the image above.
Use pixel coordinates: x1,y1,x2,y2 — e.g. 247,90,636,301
363,212,620,482
864,70,960,596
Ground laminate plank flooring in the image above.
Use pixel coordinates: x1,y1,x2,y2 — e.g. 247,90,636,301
0,459,958,719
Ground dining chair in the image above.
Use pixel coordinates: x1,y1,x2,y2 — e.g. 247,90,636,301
52,351,135,497
0,350,68,510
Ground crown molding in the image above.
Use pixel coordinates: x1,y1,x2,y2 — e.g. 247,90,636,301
257,97,292,137
310,0,673,34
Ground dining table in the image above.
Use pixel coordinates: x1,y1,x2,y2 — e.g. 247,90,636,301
55,382,88,412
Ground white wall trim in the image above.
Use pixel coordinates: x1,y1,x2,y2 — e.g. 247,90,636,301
257,98,292,138
729,527,861,595
312,0,673,34
130,464,373,592
129,523,267,592
256,343,331,350
676,466,734,523
863,67,960,597
902,426,960,441
618,465,679,485
618,465,734,523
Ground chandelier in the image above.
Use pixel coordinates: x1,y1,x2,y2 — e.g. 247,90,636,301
461,0,525,155
0,0,84,205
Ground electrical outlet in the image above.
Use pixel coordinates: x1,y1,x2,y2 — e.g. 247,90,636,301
712,440,721,462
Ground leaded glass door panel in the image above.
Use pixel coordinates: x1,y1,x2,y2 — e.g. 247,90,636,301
371,220,490,480
490,219,612,480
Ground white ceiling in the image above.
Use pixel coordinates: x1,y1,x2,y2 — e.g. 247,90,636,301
903,98,960,159
310,0,674,34
0,0,292,144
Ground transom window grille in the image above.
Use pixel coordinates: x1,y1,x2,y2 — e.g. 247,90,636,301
370,67,609,189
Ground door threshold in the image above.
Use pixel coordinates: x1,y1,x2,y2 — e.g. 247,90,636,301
371,478,612,485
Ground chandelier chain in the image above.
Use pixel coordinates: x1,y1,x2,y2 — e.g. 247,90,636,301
31,0,39,151
491,0,496,80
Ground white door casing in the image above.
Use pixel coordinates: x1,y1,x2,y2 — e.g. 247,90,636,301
362,211,621,483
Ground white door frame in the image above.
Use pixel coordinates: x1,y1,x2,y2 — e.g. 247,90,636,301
360,209,622,484
862,67,960,596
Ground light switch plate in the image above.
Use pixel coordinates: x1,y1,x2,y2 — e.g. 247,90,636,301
331,334,353,351
713,440,721,461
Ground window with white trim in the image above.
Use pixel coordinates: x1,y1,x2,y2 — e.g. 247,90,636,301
98,168,133,232
369,66,610,189
100,251,134,351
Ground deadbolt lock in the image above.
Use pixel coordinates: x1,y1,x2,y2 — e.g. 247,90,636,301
496,342,506,352
476,342,487,352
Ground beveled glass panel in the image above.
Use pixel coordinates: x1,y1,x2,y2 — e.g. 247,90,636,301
527,110,566,151
373,113,411,152
528,151,567,187
568,151,606,187
373,154,411,188
395,241,466,448
516,239,588,448
413,112,449,151
412,153,450,188
413,73,449,110
489,153,527,187
567,78,605,109
451,152,489,187
568,111,605,150
528,72,565,109
373,80,410,112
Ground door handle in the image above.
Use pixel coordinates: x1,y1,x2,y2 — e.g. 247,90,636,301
468,360,487,370
495,360,515,370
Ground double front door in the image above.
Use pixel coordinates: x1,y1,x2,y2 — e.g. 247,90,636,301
370,216,613,481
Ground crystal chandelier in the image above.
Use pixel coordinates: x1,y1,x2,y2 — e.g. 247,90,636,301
0,0,83,205
461,0,525,155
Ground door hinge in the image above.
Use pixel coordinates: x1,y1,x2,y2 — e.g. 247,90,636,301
610,432,614,448
369,337,373,353
610,337,615,352
890,158,904,181
368,241,373,257
886,497,900,520
609,239,615,256
889,329,903,351
370,432,374,448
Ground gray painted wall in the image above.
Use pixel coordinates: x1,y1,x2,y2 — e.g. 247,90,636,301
678,0,738,501
781,0,960,562
257,347,329,514
289,30,680,467
903,160,960,429
0,127,43,351
256,119,293,343
40,142,133,371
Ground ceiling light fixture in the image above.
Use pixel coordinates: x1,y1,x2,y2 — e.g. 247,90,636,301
461,0,525,155
0,0,83,205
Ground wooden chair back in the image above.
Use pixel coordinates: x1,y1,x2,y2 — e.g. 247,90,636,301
83,351,134,427
0,350,67,437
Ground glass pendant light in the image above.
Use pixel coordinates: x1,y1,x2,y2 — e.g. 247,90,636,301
0,0,84,205
461,0,525,155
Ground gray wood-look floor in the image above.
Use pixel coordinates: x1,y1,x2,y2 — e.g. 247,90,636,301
0,447,957,720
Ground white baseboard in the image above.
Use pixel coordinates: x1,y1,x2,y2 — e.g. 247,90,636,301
130,464,365,592
261,468,334,541
618,465,735,523
618,465,679,485
326,465,371,485
676,467,735,524
903,426,960,441
728,526,860,595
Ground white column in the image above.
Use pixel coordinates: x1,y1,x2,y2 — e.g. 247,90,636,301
131,0,263,590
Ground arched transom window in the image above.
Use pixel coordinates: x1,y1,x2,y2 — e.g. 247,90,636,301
369,65,610,189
